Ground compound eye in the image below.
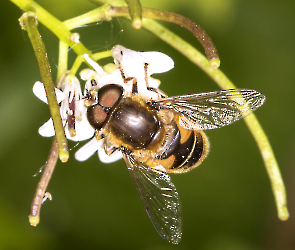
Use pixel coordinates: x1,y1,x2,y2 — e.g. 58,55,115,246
98,84,123,108
87,104,107,130
87,84,124,130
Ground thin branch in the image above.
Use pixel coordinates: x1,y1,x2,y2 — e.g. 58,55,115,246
141,18,289,220
63,4,112,30
244,114,289,220
11,0,288,221
19,12,69,162
63,5,220,69
110,6,220,69
92,50,112,61
29,138,59,226
125,0,142,29
69,55,84,76
10,0,91,56
57,40,68,82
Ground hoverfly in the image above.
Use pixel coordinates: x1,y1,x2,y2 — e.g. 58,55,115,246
84,46,266,244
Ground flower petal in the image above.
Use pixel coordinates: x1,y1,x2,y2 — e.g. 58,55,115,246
75,137,101,161
80,69,98,81
135,78,161,99
111,45,174,78
148,77,161,89
97,69,132,92
137,51,174,75
65,116,95,142
97,146,123,164
38,118,55,137
33,81,66,104
84,54,106,76
75,137,123,163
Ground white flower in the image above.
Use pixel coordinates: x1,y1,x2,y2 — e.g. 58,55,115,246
75,137,123,163
111,45,173,98
74,47,172,163
111,45,174,78
83,54,130,91
84,52,165,99
33,75,94,142
70,56,124,163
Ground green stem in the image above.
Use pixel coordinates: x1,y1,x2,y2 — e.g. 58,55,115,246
63,5,112,30
141,18,288,220
57,41,68,82
69,55,84,76
110,6,220,68
68,51,113,76
124,0,142,29
11,0,288,220
92,50,112,61
20,12,69,162
142,19,217,74
244,114,289,220
64,5,219,69
10,0,91,56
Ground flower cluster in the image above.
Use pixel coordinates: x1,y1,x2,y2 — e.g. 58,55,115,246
33,45,174,164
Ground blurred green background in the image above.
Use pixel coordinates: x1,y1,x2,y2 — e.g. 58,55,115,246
1,0,295,249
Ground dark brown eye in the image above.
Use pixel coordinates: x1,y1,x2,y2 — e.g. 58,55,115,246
98,84,123,108
87,84,123,130
87,104,107,130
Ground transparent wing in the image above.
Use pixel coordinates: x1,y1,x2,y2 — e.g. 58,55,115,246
158,89,266,130
122,152,182,244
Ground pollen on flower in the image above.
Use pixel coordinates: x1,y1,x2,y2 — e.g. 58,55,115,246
34,75,95,142
69,128,77,137
35,46,174,164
